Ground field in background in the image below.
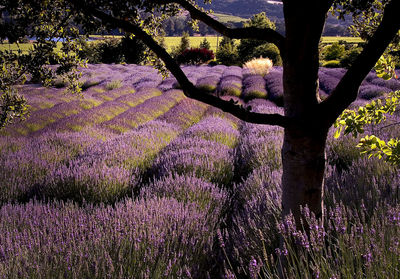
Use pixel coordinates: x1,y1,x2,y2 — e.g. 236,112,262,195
213,12,248,23
0,36,363,55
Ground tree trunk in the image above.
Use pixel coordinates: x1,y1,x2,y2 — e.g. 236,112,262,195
281,127,328,223
280,1,331,224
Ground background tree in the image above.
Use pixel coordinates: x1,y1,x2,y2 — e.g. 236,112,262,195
1,0,400,225
171,31,190,58
237,12,282,65
199,37,210,50
216,36,239,66
323,42,346,61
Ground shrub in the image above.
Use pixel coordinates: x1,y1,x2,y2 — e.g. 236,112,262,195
171,31,190,58
119,35,148,64
176,48,215,65
78,36,147,64
250,44,282,66
199,37,211,50
322,60,341,68
105,80,122,90
97,38,123,64
243,57,273,77
340,47,363,69
323,42,346,61
237,13,282,65
216,37,240,66
78,40,101,63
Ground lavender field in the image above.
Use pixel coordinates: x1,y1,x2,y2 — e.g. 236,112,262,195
1,64,400,278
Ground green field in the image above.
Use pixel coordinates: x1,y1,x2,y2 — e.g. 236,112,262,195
164,36,221,52
0,36,363,55
163,36,363,52
321,36,364,44
0,42,63,53
213,12,248,23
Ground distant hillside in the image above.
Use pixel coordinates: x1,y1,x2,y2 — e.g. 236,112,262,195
197,0,351,36
198,0,283,19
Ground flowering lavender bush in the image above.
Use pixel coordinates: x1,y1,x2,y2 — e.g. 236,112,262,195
151,137,235,185
0,198,218,278
218,75,243,97
157,98,209,130
264,69,284,106
1,64,400,278
242,75,268,101
141,174,228,214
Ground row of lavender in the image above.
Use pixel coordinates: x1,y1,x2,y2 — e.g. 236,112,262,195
1,64,399,278
7,65,400,138
1,73,288,277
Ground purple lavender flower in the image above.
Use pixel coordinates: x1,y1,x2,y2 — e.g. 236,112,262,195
318,70,340,94
264,70,283,106
219,75,243,97
0,197,216,278
358,84,391,100
140,174,228,214
151,137,235,185
242,75,267,100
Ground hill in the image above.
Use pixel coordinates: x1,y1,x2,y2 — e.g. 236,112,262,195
198,0,351,36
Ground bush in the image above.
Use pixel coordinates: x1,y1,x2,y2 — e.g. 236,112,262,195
171,31,190,58
322,60,341,68
250,44,282,66
236,13,282,65
340,47,363,69
323,42,346,61
176,48,214,65
243,57,273,77
105,80,122,90
119,35,148,64
97,38,123,64
199,38,211,50
216,37,240,66
78,35,148,64
78,40,101,63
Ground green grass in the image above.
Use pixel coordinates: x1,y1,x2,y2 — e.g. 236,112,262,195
1,36,363,58
321,36,364,44
0,42,63,54
164,36,220,52
164,36,363,53
213,12,248,23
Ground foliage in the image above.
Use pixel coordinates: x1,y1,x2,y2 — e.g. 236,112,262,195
171,31,190,58
216,36,240,66
199,37,211,50
176,47,214,65
119,35,148,64
237,12,282,65
324,42,346,61
340,47,363,69
79,35,148,64
335,87,400,165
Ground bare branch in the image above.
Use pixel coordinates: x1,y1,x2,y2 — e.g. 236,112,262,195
69,0,290,127
320,0,400,127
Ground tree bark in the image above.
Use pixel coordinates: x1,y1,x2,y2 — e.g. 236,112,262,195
281,128,328,222
280,0,331,223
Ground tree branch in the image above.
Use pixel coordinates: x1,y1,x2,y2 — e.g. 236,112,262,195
159,0,285,53
69,0,290,127
320,0,400,127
